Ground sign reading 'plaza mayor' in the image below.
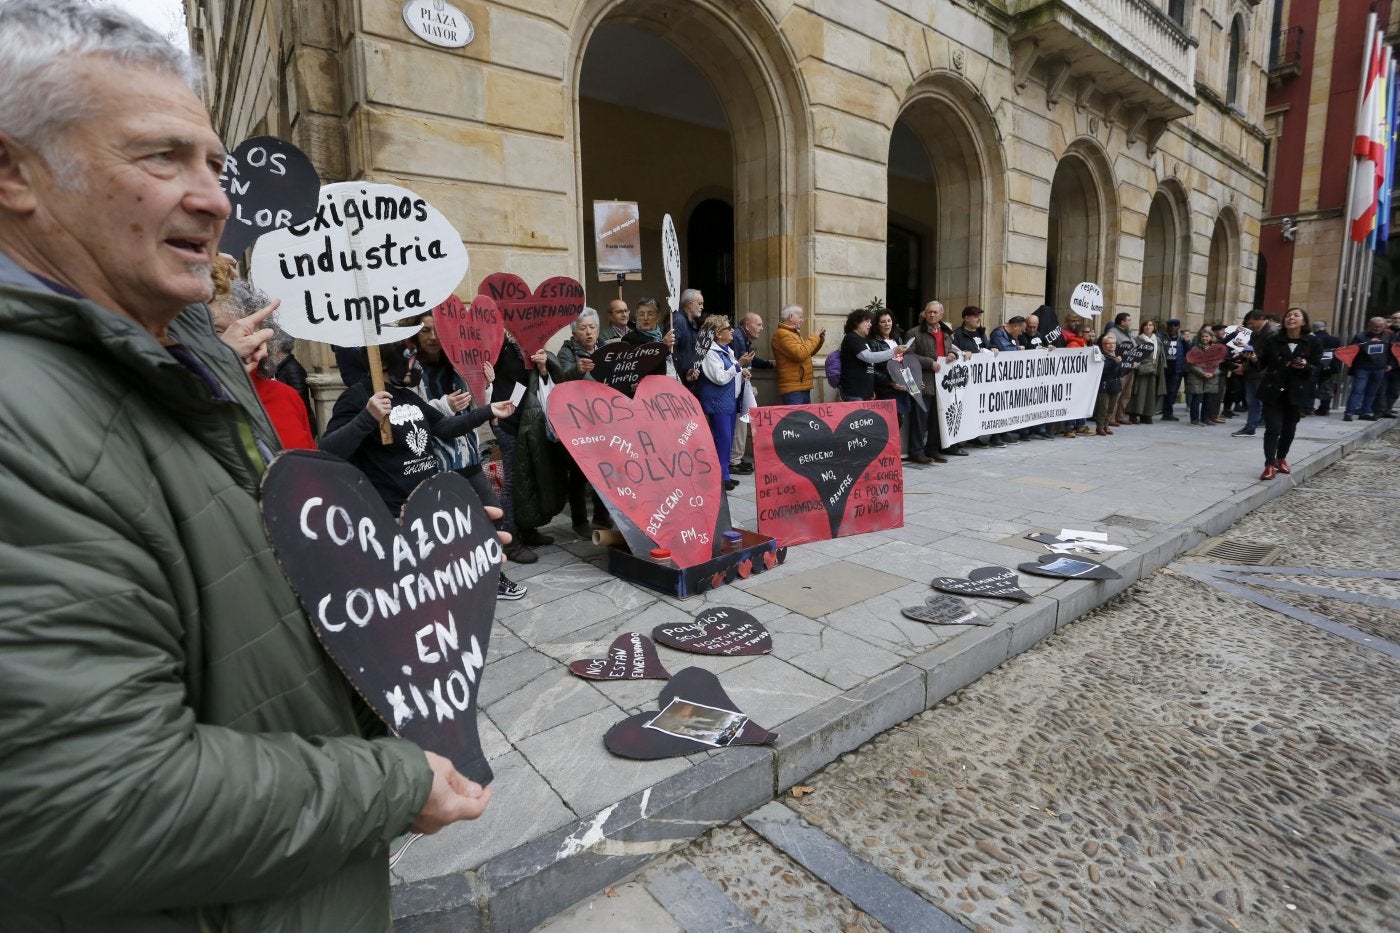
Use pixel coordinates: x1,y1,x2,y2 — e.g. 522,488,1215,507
402,0,475,49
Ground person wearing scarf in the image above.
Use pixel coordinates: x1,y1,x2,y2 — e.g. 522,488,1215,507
697,315,751,492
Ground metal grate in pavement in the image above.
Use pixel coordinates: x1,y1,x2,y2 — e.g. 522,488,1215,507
1188,537,1285,566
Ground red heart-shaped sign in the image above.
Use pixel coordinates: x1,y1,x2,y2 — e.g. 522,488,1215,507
477,272,585,359
548,375,722,568
1333,344,1360,367
434,294,503,403
1185,343,1228,377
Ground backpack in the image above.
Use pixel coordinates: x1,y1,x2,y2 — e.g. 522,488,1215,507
824,351,841,389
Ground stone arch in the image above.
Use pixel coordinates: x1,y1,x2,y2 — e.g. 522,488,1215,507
569,0,809,326
1142,178,1192,328
886,72,1007,326
1205,207,1241,322
1046,138,1119,315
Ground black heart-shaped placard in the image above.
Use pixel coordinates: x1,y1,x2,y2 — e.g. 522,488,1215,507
773,409,888,538
1018,554,1122,580
653,607,772,656
568,632,671,681
261,450,500,785
590,340,670,395
901,594,983,626
931,566,1032,602
603,667,777,759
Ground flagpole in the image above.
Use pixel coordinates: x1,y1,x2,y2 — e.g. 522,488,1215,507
1335,13,1378,328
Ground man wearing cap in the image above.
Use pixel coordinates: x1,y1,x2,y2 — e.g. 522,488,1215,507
1159,318,1190,421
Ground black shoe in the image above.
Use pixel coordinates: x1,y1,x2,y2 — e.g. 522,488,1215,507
498,574,527,600
944,447,969,457
1162,415,1179,421
505,542,538,564
724,479,741,491
1360,414,1378,421
989,439,1007,448
591,514,614,530
1231,428,1255,437
1379,411,1397,419
1317,408,1330,416
1343,414,1354,421
970,439,990,448
731,461,755,474
572,522,591,539
522,529,554,547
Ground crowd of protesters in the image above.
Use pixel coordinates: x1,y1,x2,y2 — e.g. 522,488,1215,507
241,285,1397,556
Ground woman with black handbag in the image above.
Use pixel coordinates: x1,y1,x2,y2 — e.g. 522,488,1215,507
1255,308,1322,480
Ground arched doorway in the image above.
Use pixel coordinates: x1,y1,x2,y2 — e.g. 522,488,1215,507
886,79,1002,327
1046,148,1112,313
1142,184,1189,328
1205,213,1237,323
687,199,735,320
574,1,803,329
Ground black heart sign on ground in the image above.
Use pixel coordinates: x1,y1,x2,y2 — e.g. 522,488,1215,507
568,633,671,681
591,341,669,395
603,667,777,760
931,566,1032,602
773,408,890,538
901,594,982,626
653,607,772,656
261,450,500,785
1018,554,1122,580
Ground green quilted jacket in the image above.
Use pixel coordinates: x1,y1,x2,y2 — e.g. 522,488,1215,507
0,282,433,932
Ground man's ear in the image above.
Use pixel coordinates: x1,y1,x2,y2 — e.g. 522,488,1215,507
0,132,40,216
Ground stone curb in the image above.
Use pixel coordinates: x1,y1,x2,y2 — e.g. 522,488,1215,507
392,419,1393,930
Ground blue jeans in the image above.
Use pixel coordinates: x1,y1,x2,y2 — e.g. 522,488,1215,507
1244,378,1263,430
707,411,736,482
780,390,811,405
1346,367,1385,415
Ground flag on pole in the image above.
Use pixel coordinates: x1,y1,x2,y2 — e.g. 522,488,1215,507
1351,21,1385,243
1378,49,1398,251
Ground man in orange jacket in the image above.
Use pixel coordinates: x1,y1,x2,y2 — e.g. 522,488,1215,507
771,304,826,405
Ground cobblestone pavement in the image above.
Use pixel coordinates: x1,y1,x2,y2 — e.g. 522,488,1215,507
536,433,1400,932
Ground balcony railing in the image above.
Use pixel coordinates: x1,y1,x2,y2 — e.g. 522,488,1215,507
1268,25,1304,81
1010,0,1198,120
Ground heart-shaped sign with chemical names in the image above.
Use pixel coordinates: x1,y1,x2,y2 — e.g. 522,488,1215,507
477,273,585,359
568,632,671,681
603,667,777,760
434,293,503,403
652,607,772,656
260,450,500,785
590,340,670,396
750,402,902,547
931,566,1032,602
547,375,730,568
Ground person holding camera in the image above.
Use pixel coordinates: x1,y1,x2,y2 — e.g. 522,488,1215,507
1255,308,1321,481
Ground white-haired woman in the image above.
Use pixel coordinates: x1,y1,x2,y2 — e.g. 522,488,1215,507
557,309,614,535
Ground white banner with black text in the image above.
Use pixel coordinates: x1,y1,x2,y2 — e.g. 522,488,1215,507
933,348,1103,446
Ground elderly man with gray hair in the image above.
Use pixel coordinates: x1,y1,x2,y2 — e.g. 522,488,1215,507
770,303,827,404
0,2,490,929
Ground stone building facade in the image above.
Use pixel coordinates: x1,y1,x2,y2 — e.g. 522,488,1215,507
189,0,1268,387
